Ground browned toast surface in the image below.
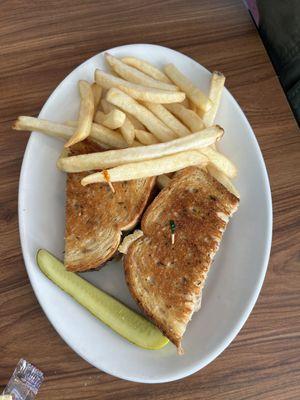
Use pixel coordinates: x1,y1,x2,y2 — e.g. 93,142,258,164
64,140,155,272
124,167,239,351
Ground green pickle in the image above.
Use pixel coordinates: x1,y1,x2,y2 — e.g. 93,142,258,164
37,249,169,350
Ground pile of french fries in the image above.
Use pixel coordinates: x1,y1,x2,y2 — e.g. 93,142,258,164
13,53,239,198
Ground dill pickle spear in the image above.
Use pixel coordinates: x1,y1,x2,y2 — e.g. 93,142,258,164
37,249,168,350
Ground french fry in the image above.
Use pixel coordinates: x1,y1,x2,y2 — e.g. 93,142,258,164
66,120,137,149
189,102,198,113
100,99,135,145
164,64,212,112
165,103,205,132
95,69,185,104
101,98,114,113
102,99,145,130
121,56,172,84
126,113,145,130
91,83,102,113
94,109,126,130
81,151,208,186
157,174,171,189
143,102,190,138
106,88,177,142
207,165,239,198
13,116,74,140
13,116,112,149
135,129,159,145
105,53,178,91
58,147,70,161
57,126,223,172
201,147,237,178
180,97,190,108
65,80,94,147
120,116,135,145
202,71,225,127
94,110,108,123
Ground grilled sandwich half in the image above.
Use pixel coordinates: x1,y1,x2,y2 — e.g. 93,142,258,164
64,140,155,272
124,167,239,353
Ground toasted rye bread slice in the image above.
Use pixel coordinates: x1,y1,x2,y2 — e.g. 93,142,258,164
124,167,239,352
64,140,155,272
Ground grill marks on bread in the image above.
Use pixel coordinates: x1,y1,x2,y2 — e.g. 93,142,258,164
64,140,155,271
124,167,239,351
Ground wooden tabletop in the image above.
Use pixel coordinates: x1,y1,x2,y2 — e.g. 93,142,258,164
1,0,299,399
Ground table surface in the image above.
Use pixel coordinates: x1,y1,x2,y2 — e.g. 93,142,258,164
1,1,299,399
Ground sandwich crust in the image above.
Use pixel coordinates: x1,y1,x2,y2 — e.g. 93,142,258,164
64,140,155,271
124,167,239,351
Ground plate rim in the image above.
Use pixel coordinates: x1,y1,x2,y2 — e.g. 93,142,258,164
18,43,273,383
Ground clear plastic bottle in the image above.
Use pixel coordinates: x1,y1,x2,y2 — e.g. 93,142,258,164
2,359,44,400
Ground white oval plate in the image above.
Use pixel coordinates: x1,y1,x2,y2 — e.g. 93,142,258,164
19,44,272,383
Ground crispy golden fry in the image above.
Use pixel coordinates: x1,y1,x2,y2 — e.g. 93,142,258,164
91,83,102,113
180,97,190,108
106,88,177,142
202,71,225,127
207,165,239,198
105,53,178,91
57,125,223,172
135,129,159,145
94,110,108,124
165,102,205,132
94,109,126,130
58,147,70,161
201,146,237,178
121,56,172,83
65,80,94,147
81,151,208,185
120,116,135,145
66,120,137,149
100,98,135,145
126,113,145,130
101,98,114,113
189,101,198,113
203,72,220,150
13,116,112,149
143,102,190,138
95,69,185,104
164,64,212,112
13,116,74,140
157,174,171,189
